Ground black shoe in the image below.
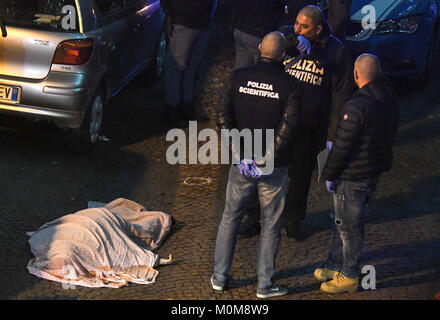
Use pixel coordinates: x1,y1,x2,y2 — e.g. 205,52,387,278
285,222,304,241
257,284,289,299
238,217,260,239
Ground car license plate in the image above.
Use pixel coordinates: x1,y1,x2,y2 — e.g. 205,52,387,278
0,85,21,104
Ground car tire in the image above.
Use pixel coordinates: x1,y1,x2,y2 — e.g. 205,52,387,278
65,88,105,153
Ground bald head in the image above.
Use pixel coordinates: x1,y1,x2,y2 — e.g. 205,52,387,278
298,5,324,27
259,31,287,61
354,54,382,88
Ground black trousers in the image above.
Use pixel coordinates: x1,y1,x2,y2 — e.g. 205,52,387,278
245,123,327,225
285,123,327,223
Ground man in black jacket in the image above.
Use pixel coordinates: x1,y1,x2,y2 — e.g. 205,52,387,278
239,5,354,240
314,54,399,294
212,32,301,299
280,1,352,41
232,0,286,70
282,5,355,240
160,0,217,127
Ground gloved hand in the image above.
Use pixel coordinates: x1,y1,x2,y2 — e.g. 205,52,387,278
237,160,262,179
296,35,311,55
326,180,336,194
326,140,333,152
237,159,253,176
249,162,263,179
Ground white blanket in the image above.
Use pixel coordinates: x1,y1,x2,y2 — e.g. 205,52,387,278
27,198,172,288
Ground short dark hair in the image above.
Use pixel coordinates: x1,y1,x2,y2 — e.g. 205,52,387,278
299,5,324,27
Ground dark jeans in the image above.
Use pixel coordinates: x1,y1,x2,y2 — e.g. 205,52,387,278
324,178,378,278
284,123,327,224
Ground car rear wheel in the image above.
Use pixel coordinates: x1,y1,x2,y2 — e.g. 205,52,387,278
65,88,104,153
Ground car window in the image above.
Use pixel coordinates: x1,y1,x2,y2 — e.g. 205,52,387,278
95,0,125,15
0,0,79,32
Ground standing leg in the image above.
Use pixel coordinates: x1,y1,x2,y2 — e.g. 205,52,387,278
284,124,312,239
182,29,210,105
338,181,375,279
164,25,198,127
324,183,345,272
256,168,289,290
320,180,376,293
213,165,258,284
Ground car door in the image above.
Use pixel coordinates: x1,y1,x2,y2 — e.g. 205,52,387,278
124,0,163,73
93,0,135,95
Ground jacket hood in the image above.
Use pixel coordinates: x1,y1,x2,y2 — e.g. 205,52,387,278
356,75,394,104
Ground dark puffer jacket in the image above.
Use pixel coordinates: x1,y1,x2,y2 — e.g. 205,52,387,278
322,75,400,181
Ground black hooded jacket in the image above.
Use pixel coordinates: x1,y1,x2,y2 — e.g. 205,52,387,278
322,75,400,181
160,0,217,30
217,58,302,168
284,24,355,141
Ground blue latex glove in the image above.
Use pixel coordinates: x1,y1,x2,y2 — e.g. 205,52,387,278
237,160,262,179
326,180,336,194
326,140,333,152
237,160,252,176
296,35,311,55
249,162,263,179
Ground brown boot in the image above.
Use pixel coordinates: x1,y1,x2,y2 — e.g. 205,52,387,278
320,272,358,294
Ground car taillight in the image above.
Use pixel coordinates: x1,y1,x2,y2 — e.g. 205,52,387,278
52,39,94,65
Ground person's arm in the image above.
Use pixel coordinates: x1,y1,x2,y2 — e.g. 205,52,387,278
322,101,363,181
327,45,355,141
274,82,302,161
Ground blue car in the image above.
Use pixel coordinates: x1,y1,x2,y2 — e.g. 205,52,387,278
345,0,440,79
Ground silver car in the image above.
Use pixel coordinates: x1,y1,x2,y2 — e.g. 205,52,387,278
0,0,166,151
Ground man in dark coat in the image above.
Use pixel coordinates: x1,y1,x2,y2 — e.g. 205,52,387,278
280,0,352,40
212,32,302,298
160,0,218,127
282,5,355,240
314,54,400,293
238,4,355,239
